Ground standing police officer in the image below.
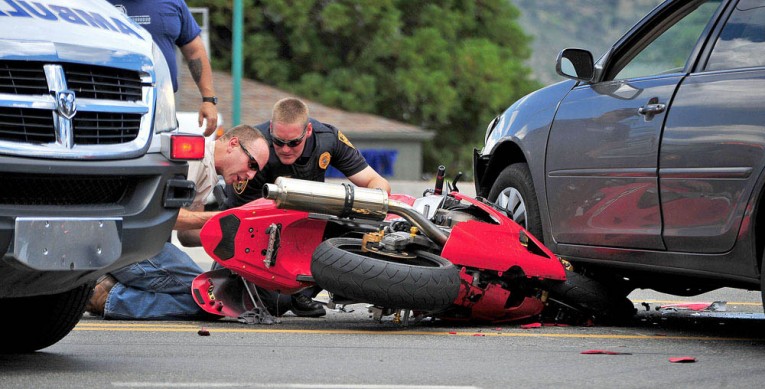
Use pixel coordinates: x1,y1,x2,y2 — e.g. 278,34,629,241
109,0,219,136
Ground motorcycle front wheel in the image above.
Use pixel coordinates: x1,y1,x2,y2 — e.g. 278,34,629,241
311,238,460,311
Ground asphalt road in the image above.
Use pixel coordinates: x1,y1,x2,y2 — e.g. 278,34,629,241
3,293,764,389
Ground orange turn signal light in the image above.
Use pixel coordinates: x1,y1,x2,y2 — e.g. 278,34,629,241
171,134,205,160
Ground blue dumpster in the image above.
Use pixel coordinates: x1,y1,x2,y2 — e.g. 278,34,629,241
326,149,398,178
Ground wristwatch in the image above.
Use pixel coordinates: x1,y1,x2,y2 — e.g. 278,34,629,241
202,96,218,105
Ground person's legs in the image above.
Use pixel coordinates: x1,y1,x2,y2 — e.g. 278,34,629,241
100,243,206,320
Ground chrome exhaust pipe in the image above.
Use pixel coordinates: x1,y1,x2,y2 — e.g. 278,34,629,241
263,177,448,246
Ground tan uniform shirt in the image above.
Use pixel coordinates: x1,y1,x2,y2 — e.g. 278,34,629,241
185,139,217,210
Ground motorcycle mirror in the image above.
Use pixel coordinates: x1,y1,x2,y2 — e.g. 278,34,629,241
450,172,463,193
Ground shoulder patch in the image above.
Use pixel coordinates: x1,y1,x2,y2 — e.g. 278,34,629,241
319,152,331,170
337,131,355,149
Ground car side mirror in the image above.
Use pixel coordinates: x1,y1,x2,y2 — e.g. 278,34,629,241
556,48,595,82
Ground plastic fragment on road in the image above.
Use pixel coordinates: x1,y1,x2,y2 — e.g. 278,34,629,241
580,350,632,355
197,327,210,336
657,301,727,312
521,322,570,329
669,356,696,363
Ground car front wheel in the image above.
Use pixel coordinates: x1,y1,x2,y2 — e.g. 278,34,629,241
488,163,543,242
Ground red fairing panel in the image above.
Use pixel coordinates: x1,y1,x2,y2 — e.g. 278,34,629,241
441,193,565,281
200,198,327,293
192,269,248,318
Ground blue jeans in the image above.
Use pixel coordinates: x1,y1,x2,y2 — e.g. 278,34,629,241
105,242,205,320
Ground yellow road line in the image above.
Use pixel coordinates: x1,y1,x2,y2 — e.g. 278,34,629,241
634,299,762,307
73,323,760,341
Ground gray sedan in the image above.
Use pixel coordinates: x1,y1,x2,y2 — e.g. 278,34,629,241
474,0,765,305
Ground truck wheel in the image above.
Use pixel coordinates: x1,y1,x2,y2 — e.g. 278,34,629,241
488,163,543,242
311,238,460,311
544,270,636,325
0,283,92,353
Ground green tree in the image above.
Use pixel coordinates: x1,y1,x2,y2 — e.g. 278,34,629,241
189,0,540,177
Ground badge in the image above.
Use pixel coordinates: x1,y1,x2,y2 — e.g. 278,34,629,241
319,152,331,170
338,131,355,149
233,179,248,195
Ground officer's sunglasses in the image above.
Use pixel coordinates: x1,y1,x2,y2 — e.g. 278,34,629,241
239,142,261,172
270,121,308,148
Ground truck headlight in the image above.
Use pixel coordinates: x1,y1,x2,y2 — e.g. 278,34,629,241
152,44,176,133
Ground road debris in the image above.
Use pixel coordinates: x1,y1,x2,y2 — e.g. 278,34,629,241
657,301,727,312
580,350,632,355
669,356,696,363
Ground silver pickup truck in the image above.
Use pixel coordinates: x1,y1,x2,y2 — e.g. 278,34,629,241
0,0,200,352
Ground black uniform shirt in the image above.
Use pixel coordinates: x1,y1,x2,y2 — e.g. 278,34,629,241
224,118,368,207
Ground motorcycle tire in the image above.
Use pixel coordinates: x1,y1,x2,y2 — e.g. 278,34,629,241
0,282,92,353
544,270,636,326
311,237,460,311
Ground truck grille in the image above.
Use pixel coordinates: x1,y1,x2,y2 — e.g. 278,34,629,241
0,61,142,101
0,173,136,206
0,107,54,143
0,107,141,144
0,62,48,95
63,63,143,102
73,112,142,145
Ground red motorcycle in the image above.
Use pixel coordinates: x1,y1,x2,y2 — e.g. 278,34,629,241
191,174,631,325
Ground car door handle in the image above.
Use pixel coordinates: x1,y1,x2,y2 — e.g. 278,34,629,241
638,103,666,115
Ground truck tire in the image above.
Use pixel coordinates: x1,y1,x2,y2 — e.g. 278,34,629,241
544,270,636,325
487,163,543,242
0,283,92,353
311,238,460,311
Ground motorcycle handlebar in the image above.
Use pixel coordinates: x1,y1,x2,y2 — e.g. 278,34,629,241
434,165,445,195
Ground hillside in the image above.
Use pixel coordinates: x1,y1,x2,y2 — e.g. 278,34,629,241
512,0,664,85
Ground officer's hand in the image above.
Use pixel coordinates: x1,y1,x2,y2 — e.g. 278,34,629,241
199,103,218,137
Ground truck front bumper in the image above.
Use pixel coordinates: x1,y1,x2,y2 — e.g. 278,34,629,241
0,153,194,298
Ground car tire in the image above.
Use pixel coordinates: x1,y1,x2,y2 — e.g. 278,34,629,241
544,270,636,326
761,260,765,313
311,237,461,311
488,163,543,241
0,283,92,353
